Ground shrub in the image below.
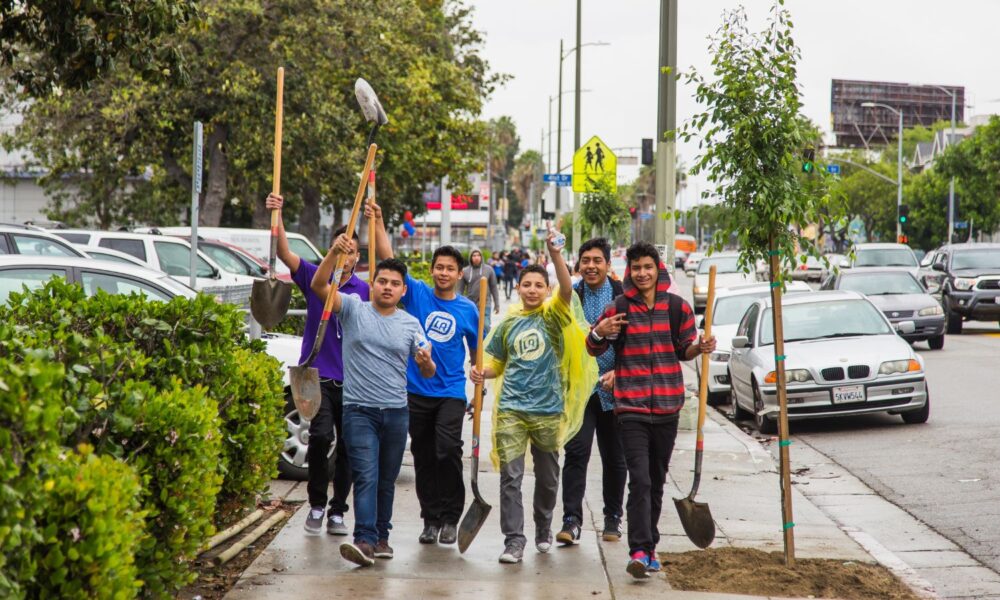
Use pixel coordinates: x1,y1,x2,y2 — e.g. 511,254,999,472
30,445,144,600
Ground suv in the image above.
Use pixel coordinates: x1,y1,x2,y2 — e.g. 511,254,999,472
0,224,86,258
923,243,1000,334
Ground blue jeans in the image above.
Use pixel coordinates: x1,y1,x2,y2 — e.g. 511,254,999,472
342,404,409,546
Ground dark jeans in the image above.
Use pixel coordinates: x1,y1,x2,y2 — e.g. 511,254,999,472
503,275,514,298
620,418,679,556
561,393,627,525
342,404,409,546
408,393,466,525
306,380,352,514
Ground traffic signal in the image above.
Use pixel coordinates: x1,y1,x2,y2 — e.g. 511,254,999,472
898,234,909,244
678,225,686,234
629,206,637,219
898,204,909,225
641,138,653,165
802,148,815,173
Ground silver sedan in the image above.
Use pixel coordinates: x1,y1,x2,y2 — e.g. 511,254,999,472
727,290,929,434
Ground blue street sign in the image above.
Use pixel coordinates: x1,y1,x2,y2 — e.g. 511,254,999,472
955,220,969,229
639,212,653,220
827,164,841,175
543,173,572,186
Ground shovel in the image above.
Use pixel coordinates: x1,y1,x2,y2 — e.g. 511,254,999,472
674,263,717,549
251,66,293,330
458,277,492,553
288,143,378,420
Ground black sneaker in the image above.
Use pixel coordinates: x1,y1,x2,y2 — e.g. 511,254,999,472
304,507,324,534
556,519,581,545
438,523,457,545
419,523,440,544
602,515,623,541
536,529,553,553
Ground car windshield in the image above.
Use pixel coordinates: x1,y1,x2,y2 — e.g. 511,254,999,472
714,293,768,326
854,248,917,267
699,256,740,274
952,249,1000,270
839,272,924,295
201,244,251,275
759,299,891,345
289,238,322,263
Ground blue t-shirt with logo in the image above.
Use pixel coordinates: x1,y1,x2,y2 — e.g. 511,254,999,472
402,274,480,401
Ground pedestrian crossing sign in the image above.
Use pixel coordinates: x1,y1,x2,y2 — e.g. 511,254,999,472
572,135,617,193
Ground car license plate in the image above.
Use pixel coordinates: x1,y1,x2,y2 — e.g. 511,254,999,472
832,385,865,404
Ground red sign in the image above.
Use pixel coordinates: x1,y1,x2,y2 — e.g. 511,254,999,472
425,194,475,210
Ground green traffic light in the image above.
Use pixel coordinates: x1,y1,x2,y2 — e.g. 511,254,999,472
899,216,907,223
802,162,813,173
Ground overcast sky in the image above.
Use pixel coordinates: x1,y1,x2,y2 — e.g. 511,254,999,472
469,0,1000,206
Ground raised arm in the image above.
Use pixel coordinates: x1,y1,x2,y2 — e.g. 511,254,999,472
264,193,301,274
364,201,394,261
310,233,353,310
548,232,572,305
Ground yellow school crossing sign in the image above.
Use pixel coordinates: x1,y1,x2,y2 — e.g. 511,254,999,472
572,135,617,193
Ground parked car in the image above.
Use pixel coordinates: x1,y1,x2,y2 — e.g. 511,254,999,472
844,243,920,276
694,281,811,404
727,290,929,433
789,255,827,282
683,252,705,275
0,224,86,258
0,255,320,480
923,243,1000,334
692,253,755,312
50,229,256,304
822,268,945,349
77,245,153,269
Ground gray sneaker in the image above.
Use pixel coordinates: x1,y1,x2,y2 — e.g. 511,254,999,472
304,507,324,534
499,541,525,564
327,513,348,536
536,529,553,554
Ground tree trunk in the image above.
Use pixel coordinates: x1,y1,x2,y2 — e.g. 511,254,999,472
299,184,321,243
252,188,269,229
200,123,230,226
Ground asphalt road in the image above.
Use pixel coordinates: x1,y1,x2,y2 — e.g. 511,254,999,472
668,268,1000,577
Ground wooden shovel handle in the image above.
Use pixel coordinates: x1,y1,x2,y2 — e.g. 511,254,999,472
367,170,376,285
472,277,488,442
319,143,378,319
272,67,283,198
696,265,718,443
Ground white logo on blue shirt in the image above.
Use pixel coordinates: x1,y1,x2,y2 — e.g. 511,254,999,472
424,311,457,343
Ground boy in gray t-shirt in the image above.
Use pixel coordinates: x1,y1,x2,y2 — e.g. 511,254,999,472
312,236,436,567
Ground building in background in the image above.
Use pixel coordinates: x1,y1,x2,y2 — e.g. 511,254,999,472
831,79,964,148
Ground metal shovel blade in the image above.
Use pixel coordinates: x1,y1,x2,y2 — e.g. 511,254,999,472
288,364,321,421
457,495,492,554
250,277,292,330
673,496,716,549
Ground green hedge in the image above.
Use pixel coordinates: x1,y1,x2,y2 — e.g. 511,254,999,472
0,279,285,598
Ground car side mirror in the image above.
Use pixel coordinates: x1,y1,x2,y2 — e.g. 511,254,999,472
731,336,750,349
838,259,851,269
895,321,916,335
932,262,945,272
686,270,695,277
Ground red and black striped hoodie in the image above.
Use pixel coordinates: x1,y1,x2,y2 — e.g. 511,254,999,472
586,261,697,421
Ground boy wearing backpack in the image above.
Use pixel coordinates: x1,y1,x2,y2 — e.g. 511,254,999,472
586,242,715,579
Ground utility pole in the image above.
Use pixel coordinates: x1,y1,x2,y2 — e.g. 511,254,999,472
655,0,678,266
441,175,451,246
572,0,582,255
556,39,564,216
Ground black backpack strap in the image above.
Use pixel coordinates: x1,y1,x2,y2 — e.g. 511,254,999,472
574,281,584,304
667,292,686,358
610,278,624,297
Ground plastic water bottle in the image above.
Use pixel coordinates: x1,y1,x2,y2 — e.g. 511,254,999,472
416,339,429,351
549,228,566,250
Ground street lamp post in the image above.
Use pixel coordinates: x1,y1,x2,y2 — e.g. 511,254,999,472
928,86,958,243
861,102,904,240
548,90,589,173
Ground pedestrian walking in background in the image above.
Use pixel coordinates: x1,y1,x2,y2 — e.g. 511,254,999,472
264,193,365,538
312,242,437,568
586,242,715,579
458,248,500,330
558,238,627,546
470,232,597,565
366,201,480,547
502,251,517,299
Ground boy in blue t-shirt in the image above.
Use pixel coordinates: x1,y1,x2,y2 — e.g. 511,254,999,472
367,201,480,546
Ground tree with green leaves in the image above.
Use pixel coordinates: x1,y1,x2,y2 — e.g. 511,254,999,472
677,0,847,566
510,149,543,227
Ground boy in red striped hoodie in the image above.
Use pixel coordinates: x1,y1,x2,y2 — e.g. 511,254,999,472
586,242,716,579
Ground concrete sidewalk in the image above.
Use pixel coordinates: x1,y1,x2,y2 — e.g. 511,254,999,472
224,362,916,600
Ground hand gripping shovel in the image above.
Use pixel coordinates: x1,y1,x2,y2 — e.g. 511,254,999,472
674,263,717,549
250,67,293,330
288,144,377,420
458,277,492,553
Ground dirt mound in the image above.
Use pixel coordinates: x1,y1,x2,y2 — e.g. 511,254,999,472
660,546,920,599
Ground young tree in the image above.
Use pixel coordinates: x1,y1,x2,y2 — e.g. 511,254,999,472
677,0,847,566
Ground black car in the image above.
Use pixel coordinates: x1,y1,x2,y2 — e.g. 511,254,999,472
921,243,1000,334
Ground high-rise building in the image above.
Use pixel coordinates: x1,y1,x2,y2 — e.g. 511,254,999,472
831,79,964,148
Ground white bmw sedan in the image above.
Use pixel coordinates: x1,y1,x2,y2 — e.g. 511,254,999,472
727,290,929,433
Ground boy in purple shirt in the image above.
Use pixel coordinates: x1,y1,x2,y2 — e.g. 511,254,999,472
265,193,369,536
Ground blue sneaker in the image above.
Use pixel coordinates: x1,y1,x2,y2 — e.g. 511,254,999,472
647,555,662,572
626,551,651,579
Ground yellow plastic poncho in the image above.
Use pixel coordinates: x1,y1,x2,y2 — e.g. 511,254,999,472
484,287,599,469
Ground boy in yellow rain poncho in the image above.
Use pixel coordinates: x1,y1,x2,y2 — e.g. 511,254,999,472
470,231,597,564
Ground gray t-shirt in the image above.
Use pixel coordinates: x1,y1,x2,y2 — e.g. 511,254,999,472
337,293,426,409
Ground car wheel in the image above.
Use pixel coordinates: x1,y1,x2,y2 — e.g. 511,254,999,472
927,335,945,350
945,300,963,335
277,392,335,481
730,372,751,420
752,381,777,435
901,392,930,425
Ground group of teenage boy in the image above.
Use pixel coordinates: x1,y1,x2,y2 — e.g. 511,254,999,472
264,192,715,579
